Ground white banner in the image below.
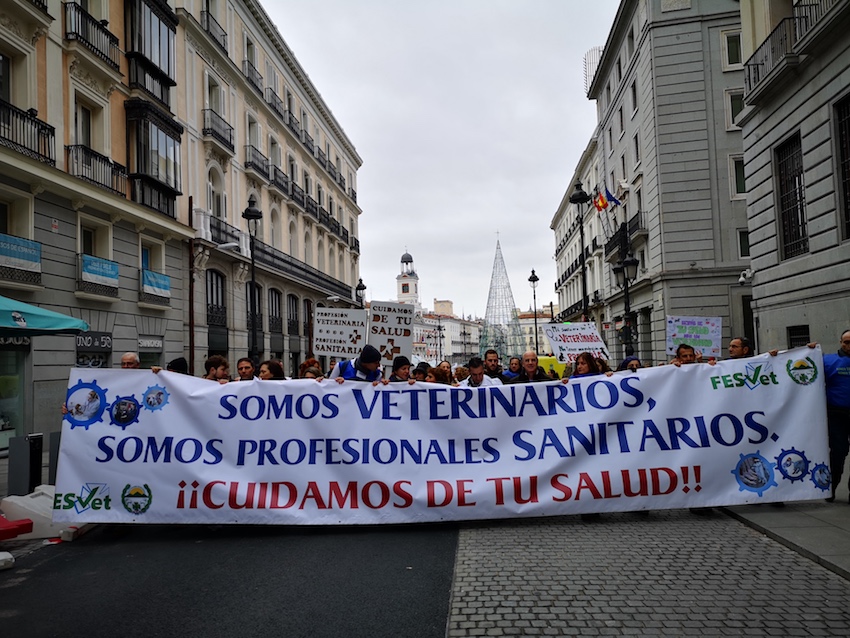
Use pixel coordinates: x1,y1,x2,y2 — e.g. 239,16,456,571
54,348,830,526
666,315,723,357
368,301,414,365
312,308,368,357
544,322,610,363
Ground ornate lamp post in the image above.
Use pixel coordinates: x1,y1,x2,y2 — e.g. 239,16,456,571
528,269,539,353
355,278,366,307
613,224,640,352
242,196,262,362
568,182,591,321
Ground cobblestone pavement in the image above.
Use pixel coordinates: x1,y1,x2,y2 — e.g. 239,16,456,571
448,509,850,637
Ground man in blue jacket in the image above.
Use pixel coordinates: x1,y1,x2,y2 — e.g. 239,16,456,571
329,344,383,383
825,330,850,502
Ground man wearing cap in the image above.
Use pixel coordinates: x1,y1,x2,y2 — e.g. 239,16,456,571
388,356,412,382
329,344,384,383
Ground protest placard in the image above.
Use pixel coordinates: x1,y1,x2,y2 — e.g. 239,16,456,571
544,322,610,363
666,315,722,357
367,301,414,365
312,308,368,357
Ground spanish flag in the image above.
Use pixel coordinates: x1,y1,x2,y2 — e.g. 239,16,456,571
594,190,608,211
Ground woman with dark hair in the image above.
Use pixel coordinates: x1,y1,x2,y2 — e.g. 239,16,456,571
571,352,602,378
258,359,286,380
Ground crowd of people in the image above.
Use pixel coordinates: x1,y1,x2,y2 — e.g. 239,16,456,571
119,328,849,502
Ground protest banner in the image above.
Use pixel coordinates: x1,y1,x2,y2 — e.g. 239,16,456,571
367,301,414,366
312,308,368,357
666,315,722,357
544,322,610,363
54,347,829,526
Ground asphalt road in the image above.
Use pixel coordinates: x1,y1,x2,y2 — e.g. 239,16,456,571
0,523,459,638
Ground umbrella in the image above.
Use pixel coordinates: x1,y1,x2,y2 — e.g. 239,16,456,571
0,294,89,337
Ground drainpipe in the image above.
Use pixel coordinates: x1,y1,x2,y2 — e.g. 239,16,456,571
188,196,195,374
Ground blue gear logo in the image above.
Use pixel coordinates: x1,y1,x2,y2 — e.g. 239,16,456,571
108,395,141,430
142,385,170,411
64,380,109,430
775,448,809,483
731,452,778,496
810,463,831,492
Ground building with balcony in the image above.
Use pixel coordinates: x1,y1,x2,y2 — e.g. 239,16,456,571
553,0,751,364
738,0,850,348
176,0,364,377
0,0,191,448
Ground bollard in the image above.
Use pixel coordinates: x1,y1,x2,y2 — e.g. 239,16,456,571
6,433,44,496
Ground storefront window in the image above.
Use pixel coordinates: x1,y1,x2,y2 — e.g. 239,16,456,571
0,349,25,449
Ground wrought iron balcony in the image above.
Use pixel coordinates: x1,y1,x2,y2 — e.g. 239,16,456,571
301,130,314,154
316,148,327,169
269,165,290,197
128,57,173,107
350,236,360,253
290,183,305,207
349,187,357,203
201,11,227,53
76,253,119,298
745,18,797,96
207,303,227,327
327,163,338,181
63,2,120,69
29,0,50,12
269,315,283,333
284,111,301,137
330,218,341,238
795,0,841,43
66,145,127,196
305,195,318,219
139,268,171,306
247,311,263,332
253,240,353,300
202,109,234,153
604,210,646,258
0,100,55,165
210,216,241,246
287,319,299,335
0,233,42,286
338,173,346,190
341,227,349,244
242,59,263,95
318,206,330,228
244,144,269,180
265,87,285,119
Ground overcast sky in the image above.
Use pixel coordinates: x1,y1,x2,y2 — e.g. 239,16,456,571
266,0,620,318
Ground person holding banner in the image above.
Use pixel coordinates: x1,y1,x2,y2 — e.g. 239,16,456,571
329,344,383,383
507,351,550,384
458,357,501,388
203,355,230,383
825,330,850,502
387,356,413,383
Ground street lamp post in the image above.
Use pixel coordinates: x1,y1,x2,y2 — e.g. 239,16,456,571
612,221,640,354
355,278,366,307
528,269,539,354
243,196,262,363
460,326,469,363
568,182,591,321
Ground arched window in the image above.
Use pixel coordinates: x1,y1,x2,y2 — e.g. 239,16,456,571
207,166,226,220
287,293,299,334
317,238,325,271
328,247,336,278
338,253,345,283
304,231,312,265
289,220,297,256
270,208,280,249
268,288,283,333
